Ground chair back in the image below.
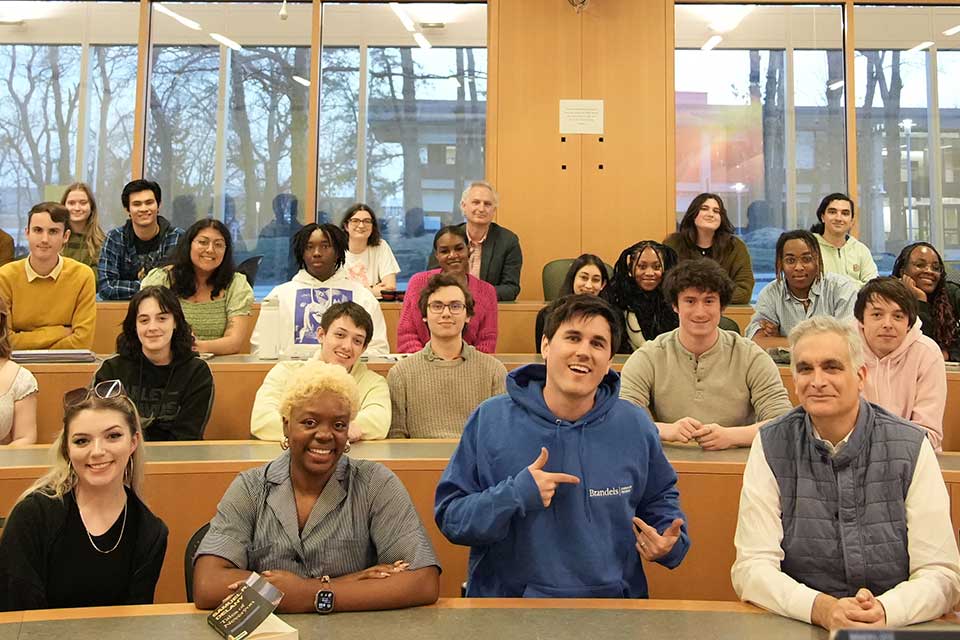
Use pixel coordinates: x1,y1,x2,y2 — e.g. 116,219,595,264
237,255,264,287
542,259,575,301
184,522,211,602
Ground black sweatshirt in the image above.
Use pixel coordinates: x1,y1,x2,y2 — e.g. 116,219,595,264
95,351,214,441
0,488,168,611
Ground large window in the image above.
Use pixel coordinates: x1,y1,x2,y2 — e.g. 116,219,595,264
147,1,312,292
0,2,138,249
675,5,846,300
855,5,960,270
318,3,487,285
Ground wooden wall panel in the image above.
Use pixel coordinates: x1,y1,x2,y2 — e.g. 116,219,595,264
580,0,671,265
493,0,582,300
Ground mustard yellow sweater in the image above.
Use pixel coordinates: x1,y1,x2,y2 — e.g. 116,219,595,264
0,257,97,350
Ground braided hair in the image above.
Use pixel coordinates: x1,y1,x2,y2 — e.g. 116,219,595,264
892,242,958,352
602,240,679,342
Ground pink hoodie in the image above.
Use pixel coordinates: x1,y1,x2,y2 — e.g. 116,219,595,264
859,319,946,451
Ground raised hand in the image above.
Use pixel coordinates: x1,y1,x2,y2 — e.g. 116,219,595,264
633,517,684,561
527,447,580,508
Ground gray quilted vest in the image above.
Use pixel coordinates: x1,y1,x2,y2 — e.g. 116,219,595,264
760,399,925,597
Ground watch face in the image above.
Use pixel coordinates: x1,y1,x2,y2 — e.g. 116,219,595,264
315,589,335,614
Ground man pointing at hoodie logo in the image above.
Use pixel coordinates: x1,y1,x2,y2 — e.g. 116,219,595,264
434,294,689,598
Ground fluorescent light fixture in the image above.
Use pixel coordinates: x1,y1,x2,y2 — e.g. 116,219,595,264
292,75,311,87
701,35,722,51
901,118,914,129
944,24,960,36
828,80,845,91
154,3,201,30
210,33,242,51
906,41,933,54
390,3,416,32
413,32,432,50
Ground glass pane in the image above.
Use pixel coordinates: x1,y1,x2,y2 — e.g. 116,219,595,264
675,5,846,302
0,2,138,252
319,3,488,289
147,2,312,295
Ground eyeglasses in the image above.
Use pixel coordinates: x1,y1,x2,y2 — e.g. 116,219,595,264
194,238,227,252
63,379,126,410
909,261,942,273
348,218,373,228
427,301,466,314
782,255,816,267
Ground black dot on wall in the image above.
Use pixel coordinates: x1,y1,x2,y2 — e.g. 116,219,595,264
561,136,566,142
561,164,567,170
599,137,604,142
598,164,604,170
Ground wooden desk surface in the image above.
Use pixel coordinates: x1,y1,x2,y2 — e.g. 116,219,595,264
1,598,958,638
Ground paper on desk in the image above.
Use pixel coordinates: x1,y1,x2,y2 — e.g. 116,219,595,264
243,613,298,640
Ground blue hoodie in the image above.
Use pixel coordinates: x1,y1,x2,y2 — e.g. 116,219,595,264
434,363,690,598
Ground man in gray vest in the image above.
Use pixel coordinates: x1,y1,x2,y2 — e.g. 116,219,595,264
732,316,960,630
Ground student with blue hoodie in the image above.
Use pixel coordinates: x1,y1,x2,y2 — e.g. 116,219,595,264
434,294,689,598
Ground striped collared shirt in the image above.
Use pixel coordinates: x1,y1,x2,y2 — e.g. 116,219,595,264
196,451,439,578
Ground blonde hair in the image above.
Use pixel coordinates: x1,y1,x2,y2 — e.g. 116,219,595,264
788,316,865,375
16,395,146,504
60,182,106,260
279,361,360,422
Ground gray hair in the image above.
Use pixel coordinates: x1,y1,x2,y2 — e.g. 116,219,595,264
460,180,499,208
788,316,865,374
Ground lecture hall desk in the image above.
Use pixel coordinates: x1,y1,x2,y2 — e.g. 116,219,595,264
4,442,960,609
1,599,958,638
24,354,960,451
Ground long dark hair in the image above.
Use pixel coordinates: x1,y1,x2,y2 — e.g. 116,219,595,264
559,254,609,296
602,241,679,341
673,193,736,261
168,219,236,299
810,192,855,235
892,242,958,351
117,286,196,361
340,203,382,246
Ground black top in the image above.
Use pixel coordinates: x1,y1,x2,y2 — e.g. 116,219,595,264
0,487,168,611
95,352,214,441
917,280,960,362
132,231,161,256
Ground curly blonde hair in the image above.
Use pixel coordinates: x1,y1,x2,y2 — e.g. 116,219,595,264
279,361,360,422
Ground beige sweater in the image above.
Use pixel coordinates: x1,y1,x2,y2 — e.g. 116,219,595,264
387,342,507,438
619,328,792,427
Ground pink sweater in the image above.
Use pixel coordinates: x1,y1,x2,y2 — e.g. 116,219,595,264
397,269,498,353
859,319,946,451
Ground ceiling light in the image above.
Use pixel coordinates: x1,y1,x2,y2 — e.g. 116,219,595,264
390,3,416,32
292,75,310,87
701,35,722,51
828,80,845,91
413,32,432,50
944,25,960,36
154,3,201,30
210,33,242,51
906,41,933,54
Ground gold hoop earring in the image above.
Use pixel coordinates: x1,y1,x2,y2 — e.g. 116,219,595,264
344,442,351,454
281,436,289,450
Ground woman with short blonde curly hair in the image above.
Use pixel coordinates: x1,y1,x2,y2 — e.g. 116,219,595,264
194,361,440,613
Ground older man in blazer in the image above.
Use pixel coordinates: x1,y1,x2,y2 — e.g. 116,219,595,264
430,181,522,301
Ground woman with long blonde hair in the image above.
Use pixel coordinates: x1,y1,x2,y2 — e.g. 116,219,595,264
0,381,168,610
0,295,37,446
60,182,106,272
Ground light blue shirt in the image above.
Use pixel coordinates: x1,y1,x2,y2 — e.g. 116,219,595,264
746,271,858,338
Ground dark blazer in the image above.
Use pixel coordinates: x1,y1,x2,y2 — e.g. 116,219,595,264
429,221,522,301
